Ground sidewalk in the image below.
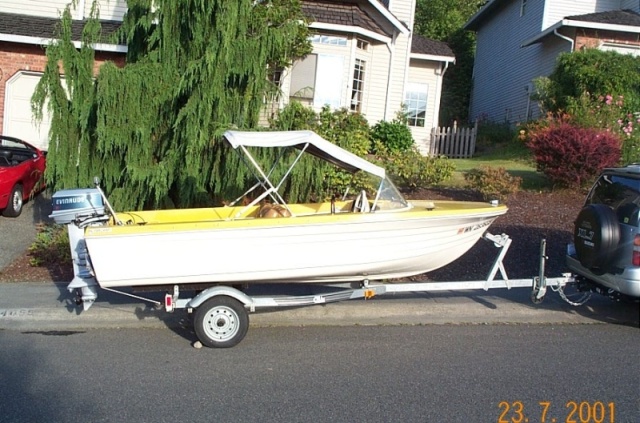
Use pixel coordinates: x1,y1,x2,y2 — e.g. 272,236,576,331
1,281,637,331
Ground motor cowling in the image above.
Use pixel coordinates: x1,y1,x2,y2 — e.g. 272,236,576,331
49,188,106,224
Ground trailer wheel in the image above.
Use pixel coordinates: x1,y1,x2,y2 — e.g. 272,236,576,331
194,296,249,348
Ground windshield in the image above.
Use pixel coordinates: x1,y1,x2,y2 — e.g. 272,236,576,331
372,177,409,211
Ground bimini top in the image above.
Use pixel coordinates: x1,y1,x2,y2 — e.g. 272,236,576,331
223,130,385,179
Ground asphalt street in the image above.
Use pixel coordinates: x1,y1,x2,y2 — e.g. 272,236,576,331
2,325,639,422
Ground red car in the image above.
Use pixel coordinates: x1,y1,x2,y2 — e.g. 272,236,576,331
0,135,47,217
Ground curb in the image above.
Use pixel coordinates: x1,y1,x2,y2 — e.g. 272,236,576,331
1,282,638,331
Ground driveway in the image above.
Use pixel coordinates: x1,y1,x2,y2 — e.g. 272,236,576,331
0,192,52,271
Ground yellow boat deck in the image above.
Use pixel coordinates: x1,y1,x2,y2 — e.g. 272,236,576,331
107,200,506,227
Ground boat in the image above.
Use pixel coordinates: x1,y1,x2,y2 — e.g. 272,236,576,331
50,130,507,309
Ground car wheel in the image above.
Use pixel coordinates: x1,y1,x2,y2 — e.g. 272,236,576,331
2,184,23,217
573,204,620,269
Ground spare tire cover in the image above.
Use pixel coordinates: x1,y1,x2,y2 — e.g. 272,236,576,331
573,204,620,269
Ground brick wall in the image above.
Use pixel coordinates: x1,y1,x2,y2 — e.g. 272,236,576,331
0,41,125,133
575,29,640,50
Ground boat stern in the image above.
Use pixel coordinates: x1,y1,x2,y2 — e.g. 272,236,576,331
49,188,109,310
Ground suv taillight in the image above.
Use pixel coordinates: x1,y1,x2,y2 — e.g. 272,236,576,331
633,235,640,266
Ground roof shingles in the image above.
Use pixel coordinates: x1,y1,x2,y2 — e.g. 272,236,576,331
410,34,453,57
1,3,452,59
302,0,389,37
565,9,640,27
0,12,121,43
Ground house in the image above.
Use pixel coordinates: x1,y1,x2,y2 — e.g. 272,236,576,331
464,0,640,126
0,0,454,154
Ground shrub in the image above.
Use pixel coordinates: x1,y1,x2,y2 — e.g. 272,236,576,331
526,121,621,189
475,119,514,153
543,49,640,113
269,101,318,130
316,107,375,198
375,141,455,191
371,118,414,153
565,93,640,164
464,166,521,202
28,224,70,266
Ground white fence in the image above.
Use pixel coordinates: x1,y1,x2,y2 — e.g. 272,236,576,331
429,120,478,158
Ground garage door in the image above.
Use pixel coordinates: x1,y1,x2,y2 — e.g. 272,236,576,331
4,72,53,150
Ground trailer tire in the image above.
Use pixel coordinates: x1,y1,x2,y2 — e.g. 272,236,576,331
194,296,249,348
573,204,619,269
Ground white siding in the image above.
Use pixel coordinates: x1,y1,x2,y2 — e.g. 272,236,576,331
384,33,411,121
363,41,392,123
359,1,414,122
543,0,623,29
0,0,126,21
470,0,559,124
407,60,440,154
91,0,128,21
387,0,415,28
0,0,70,19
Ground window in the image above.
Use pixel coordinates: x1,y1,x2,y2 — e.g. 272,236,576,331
404,83,428,127
310,35,347,46
314,55,344,108
350,59,366,112
356,39,369,51
290,54,318,99
289,54,344,108
267,66,284,88
600,43,640,57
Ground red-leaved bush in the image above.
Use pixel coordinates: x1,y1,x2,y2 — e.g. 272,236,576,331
526,122,621,189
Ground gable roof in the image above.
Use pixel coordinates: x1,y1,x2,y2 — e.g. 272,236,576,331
0,0,414,52
302,0,409,41
521,9,640,47
0,12,124,52
464,0,505,31
565,9,640,26
302,0,390,37
410,34,454,61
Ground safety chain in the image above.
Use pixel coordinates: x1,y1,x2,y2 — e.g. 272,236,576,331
551,284,592,306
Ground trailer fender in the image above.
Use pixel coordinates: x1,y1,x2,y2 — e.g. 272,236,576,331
188,286,254,311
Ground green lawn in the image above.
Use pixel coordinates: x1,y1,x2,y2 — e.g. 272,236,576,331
438,142,550,191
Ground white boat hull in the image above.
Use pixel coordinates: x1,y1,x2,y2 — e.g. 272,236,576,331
84,206,504,288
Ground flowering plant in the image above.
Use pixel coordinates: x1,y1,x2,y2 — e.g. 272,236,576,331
566,93,640,164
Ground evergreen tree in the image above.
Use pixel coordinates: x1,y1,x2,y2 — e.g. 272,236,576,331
414,0,483,126
33,0,311,209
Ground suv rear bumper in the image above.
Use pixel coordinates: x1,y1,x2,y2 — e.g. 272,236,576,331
566,250,640,297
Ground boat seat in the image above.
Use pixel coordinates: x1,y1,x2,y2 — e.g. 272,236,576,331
258,203,292,218
0,150,13,166
352,190,370,213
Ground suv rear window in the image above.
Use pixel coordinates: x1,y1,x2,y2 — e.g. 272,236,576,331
587,174,640,211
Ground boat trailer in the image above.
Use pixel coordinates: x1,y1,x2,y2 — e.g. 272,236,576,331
94,232,583,348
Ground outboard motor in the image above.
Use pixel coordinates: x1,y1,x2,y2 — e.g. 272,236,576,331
49,188,110,310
